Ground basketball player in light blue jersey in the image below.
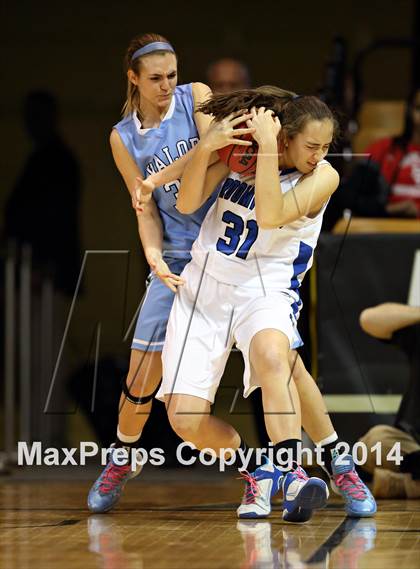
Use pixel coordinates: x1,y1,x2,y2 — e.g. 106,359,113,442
158,87,377,522
87,33,253,513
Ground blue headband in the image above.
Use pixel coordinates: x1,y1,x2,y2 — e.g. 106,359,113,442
131,42,175,61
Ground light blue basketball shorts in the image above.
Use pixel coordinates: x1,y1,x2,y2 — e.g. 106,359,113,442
131,258,188,352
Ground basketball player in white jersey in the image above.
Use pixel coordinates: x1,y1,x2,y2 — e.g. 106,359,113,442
157,87,377,522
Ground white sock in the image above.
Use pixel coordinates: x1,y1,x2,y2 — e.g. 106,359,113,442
117,427,140,444
315,431,339,476
315,432,338,447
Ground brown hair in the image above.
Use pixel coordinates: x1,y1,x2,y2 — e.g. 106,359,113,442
281,95,339,141
198,86,296,120
122,33,177,118
198,85,340,142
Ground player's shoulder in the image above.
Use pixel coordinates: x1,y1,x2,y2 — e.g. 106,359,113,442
175,82,210,96
172,84,195,110
316,158,333,169
191,82,211,95
298,159,339,193
320,161,340,191
315,159,339,179
174,83,193,97
113,114,133,133
191,82,212,107
109,125,129,150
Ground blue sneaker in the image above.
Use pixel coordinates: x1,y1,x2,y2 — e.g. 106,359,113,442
282,466,329,523
87,446,143,513
331,454,377,517
237,457,283,518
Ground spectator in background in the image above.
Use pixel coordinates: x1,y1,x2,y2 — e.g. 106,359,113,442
365,87,420,218
3,91,82,446
4,90,82,294
358,302,420,498
206,58,251,94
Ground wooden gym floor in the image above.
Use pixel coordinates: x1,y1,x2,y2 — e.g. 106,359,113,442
1,467,419,569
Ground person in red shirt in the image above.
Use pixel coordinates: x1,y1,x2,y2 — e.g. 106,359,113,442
365,87,420,218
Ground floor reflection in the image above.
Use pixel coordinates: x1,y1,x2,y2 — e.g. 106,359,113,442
331,519,377,569
237,520,281,568
88,515,143,569
306,517,377,568
237,518,377,569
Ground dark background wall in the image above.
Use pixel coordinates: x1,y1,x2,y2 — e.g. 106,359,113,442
1,0,416,361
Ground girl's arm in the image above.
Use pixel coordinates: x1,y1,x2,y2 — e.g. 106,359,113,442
249,108,339,228
136,197,184,292
110,128,145,204
176,111,254,214
250,108,282,228
110,130,183,291
192,82,214,136
360,303,420,339
256,164,339,228
176,146,229,214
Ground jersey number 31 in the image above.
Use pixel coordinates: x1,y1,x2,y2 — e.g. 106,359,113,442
216,210,259,259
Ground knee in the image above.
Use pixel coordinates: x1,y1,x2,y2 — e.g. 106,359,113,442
125,373,147,398
253,346,289,381
124,372,156,400
126,367,161,399
167,409,205,442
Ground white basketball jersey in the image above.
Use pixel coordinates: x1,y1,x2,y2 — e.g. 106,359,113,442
191,161,330,301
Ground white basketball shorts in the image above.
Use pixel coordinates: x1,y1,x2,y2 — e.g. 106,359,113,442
157,261,303,404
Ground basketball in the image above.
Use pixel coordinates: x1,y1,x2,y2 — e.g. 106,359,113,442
217,123,258,175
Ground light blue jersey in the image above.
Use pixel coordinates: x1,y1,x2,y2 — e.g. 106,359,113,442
114,83,217,263
114,83,217,351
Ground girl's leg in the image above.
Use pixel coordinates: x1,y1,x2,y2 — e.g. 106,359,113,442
88,271,177,513
249,329,301,443
115,270,176,443
117,348,163,440
165,393,240,452
288,350,377,517
87,349,164,513
288,350,335,443
241,329,328,522
163,391,282,524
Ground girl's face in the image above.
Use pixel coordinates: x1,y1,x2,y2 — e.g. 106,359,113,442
284,119,333,174
129,52,178,112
